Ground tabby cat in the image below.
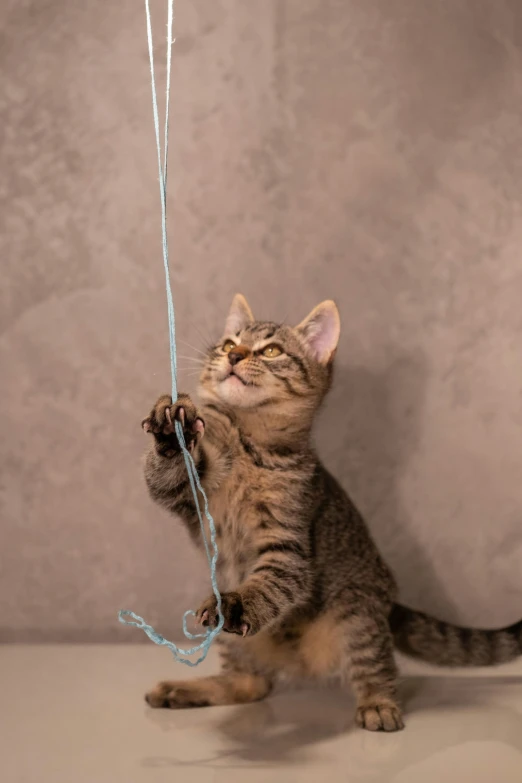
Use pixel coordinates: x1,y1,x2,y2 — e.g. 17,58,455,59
142,294,522,732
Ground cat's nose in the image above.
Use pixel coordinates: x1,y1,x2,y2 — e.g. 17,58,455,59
228,346,249,366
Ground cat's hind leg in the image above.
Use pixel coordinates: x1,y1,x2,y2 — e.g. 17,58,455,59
342,611,404,732
145,673,272,709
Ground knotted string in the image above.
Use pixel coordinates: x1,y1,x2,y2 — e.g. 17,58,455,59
118,0,223,666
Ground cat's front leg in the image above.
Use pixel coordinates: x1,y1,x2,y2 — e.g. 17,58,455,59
197,528,311,636
142,394,206,528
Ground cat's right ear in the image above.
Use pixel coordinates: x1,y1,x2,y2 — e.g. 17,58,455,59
224,294,254,335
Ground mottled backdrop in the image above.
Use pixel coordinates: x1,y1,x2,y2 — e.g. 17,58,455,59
1,0,522,642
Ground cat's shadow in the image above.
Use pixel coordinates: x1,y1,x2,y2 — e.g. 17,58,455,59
142,675,522,774
316,351,458,619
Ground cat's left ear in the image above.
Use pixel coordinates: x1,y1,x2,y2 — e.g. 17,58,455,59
224,293,254,335
296,300,340,364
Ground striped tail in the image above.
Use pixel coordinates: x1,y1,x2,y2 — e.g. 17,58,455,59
389,603,522,667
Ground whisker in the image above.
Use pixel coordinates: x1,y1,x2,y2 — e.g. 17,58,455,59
178,339,208,358
196,325,216,349
184,319,217,351
177,355,205,363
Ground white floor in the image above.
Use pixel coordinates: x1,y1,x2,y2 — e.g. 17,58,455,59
2,645,522,783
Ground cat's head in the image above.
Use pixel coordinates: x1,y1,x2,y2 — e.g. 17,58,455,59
199,294,340,411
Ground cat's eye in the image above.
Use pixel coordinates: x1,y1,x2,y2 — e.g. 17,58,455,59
222,340,236,353
262,344,283,358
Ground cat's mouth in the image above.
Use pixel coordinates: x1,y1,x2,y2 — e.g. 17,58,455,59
227,370,248,386
223,368,254,387
215,366,265,407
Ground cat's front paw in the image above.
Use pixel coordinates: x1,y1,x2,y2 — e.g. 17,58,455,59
142,394,204,456
196,592,258,637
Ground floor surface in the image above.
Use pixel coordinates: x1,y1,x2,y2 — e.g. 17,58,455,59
2,645,522,782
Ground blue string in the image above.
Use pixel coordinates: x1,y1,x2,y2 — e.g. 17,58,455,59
118,0,223,666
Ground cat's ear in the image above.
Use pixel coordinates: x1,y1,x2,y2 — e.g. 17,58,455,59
224,294,254,335
296,300,340,364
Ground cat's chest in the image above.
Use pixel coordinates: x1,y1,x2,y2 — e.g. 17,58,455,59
208,461,274,588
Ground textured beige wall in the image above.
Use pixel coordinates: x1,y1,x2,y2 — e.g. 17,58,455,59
1,0,522,642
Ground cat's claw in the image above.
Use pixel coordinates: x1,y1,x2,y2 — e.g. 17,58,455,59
142,395,205,452
199,610,247,637
162,406,175,434
196,592,257,636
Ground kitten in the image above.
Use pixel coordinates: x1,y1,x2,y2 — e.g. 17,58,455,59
142,294,522,732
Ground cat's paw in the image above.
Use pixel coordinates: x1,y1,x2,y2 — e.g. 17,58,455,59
142,394,204,455
145,680,212,710
145,680,211,709
196,592,257,637
356,701,404,732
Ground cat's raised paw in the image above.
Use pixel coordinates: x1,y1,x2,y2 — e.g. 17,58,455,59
196,592,254,637
142,394,204,455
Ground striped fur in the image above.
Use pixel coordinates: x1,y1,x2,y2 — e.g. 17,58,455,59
142,295,522,732
389,605,522,667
